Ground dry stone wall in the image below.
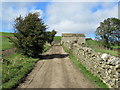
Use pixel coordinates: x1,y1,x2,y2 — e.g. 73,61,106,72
63,42,120,88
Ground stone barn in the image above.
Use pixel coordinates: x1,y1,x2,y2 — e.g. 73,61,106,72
61,33,86,44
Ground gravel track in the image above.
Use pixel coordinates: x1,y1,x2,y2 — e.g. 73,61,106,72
18,45,98,88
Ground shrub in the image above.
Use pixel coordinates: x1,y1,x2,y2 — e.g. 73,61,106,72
10,12,47,57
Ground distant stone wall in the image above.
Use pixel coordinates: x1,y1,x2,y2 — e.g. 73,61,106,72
61,37,85,44
63,42,120,88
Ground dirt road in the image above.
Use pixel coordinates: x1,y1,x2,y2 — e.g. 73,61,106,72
18,45,98,88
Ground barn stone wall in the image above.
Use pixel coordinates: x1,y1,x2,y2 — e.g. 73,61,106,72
61,36,85,44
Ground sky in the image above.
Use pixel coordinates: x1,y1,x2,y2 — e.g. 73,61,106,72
0,0,119,39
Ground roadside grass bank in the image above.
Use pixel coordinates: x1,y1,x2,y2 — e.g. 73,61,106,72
63,45,109,89
2,53,39,89
2,43,51,89
86,40,119,57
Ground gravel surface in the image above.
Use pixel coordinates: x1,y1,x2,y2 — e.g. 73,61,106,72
18,45,98,88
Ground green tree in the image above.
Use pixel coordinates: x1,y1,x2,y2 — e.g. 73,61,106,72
46,30,57,44
10,12,47,57
95,18,120,48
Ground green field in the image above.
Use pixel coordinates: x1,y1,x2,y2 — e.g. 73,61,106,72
54,36,61,42
1,37,13,50
0,32,14,50
86,40,119,57
0,32,14,37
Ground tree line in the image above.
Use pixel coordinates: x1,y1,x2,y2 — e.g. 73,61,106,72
95,18,120,48
10,12,56,58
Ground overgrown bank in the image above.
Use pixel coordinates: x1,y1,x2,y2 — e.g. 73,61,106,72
2,43,51,89
2,53,39,89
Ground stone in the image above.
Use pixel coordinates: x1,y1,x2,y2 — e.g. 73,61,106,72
108,69,112,74
113,75,118,79
110,79,115,86
91,54,96,57
110,66,113,69
99,61,103,64
111,70,117,75
116,69,120,73
116,60,120,65
106,79,111,84
108,57,120,66
118,73,120,78
101,53,110,61
111,61,116,66
115,65,120,70
114,80,119,88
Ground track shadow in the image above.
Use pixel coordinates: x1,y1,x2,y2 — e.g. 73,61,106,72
41,54,68,60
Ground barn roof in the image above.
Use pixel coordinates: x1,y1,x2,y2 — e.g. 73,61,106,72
62,33,85,37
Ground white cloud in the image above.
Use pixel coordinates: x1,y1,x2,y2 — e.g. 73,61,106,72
1,1,118,38
51,0,119,2
46,2,118,37
1,0,52,2
2,2,43,32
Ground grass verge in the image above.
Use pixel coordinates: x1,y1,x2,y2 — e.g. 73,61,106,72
2,53,39,89
63,45,109,89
